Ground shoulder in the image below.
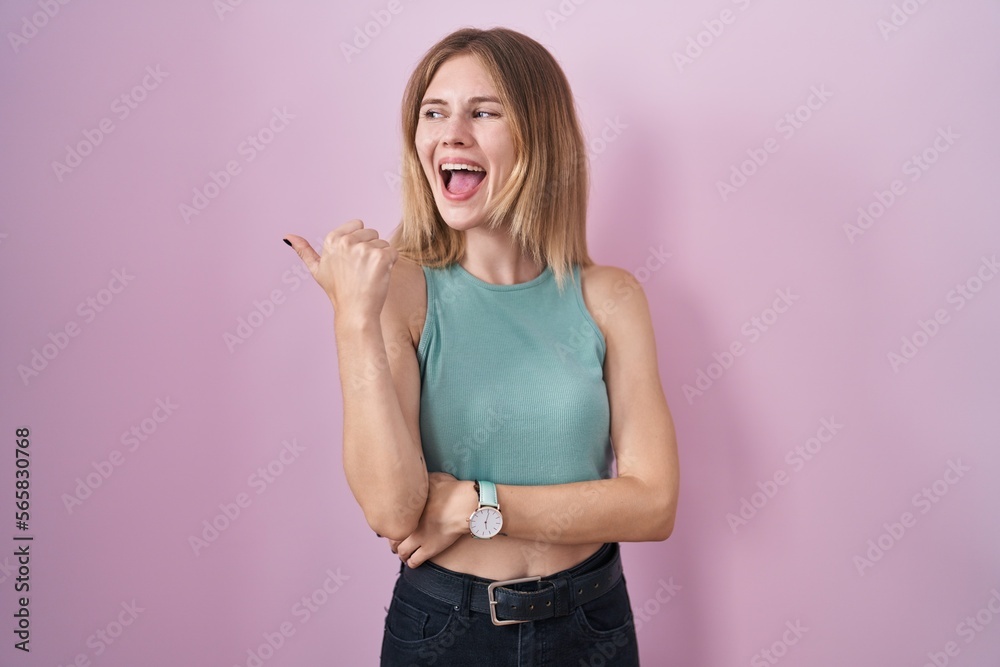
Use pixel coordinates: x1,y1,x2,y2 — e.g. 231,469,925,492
381,255,428,349
579,263,641,297
578,263,651,342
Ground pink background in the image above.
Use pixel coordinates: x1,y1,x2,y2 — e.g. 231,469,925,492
2,1,999,665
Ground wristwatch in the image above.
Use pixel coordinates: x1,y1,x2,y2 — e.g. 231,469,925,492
469,480,503,539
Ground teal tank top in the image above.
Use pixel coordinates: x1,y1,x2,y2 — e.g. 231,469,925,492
416,261,614,486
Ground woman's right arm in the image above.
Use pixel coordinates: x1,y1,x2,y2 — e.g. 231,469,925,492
284,221,427,540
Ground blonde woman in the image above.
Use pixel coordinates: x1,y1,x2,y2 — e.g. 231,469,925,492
285,27,679,666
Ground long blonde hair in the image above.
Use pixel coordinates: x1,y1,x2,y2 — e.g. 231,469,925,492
390,27,592,293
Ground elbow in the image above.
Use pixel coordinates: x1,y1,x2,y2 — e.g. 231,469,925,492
364,484,428,541
367,517,418,543
648,495,677,542
651,513,675,542
365,508,420,542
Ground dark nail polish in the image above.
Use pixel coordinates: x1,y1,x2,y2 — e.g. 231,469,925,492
283,238,292,247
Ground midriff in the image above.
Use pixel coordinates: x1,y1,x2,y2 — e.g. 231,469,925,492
429,536,605,580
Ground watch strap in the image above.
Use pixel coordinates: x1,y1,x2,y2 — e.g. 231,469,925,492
477,480,498,509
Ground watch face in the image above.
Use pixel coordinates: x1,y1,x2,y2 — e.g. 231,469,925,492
469,507,503,538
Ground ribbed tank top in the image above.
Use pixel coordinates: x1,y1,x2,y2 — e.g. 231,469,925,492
416,261,613,486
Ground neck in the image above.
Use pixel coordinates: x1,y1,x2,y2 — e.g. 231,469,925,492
459,225,544,285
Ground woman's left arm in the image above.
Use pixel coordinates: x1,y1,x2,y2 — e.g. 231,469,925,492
496,266,680,543
393,268,680,566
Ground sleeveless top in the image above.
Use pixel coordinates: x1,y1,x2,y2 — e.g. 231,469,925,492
416,261,614,486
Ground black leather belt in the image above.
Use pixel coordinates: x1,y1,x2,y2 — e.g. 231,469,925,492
400,542,623,626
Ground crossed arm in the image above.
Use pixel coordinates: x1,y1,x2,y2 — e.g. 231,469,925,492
338,261,679,567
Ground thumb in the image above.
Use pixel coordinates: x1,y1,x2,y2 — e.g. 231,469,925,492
283,234,320,276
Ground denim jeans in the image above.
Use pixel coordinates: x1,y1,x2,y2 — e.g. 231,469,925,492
379,543,639,666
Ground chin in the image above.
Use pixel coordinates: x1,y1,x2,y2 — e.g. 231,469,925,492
435,203,487,231
439,213,486,232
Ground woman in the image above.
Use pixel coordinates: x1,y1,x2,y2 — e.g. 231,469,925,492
284,27,679,666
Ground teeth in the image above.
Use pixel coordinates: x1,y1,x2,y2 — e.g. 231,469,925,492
441,163,485,172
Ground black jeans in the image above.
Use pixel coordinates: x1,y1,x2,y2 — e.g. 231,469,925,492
379,543,639,666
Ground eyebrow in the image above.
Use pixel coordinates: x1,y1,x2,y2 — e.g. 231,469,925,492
420,95,502,107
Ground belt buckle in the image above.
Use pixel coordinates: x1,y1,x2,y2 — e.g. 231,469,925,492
487,576,542,626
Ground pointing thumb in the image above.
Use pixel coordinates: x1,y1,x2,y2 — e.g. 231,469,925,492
283,234,321,276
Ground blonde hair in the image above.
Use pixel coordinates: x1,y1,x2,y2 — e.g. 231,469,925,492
390,27,592,293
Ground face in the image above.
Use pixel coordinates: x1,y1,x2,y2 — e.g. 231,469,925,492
415,54,517,231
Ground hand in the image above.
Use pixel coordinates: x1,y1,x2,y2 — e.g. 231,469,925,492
284,220,398,322
389,472,479,568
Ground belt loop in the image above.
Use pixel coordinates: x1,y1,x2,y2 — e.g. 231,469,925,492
551,576,571,617
459,574,472,618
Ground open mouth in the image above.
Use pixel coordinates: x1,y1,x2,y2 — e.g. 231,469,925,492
441,163,487,196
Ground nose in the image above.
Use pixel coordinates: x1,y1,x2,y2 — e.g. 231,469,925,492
442,114,473,146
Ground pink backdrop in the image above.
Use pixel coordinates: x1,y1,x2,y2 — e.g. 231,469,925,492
2,1,999,665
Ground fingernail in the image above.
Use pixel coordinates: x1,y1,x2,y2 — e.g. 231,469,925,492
283,238,292,247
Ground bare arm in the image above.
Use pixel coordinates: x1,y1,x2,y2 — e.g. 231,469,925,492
335,312,427,540
494,267,679,544
285,223,428,540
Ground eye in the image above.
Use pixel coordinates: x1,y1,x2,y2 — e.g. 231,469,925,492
474,110,499,119
421,109,444,119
